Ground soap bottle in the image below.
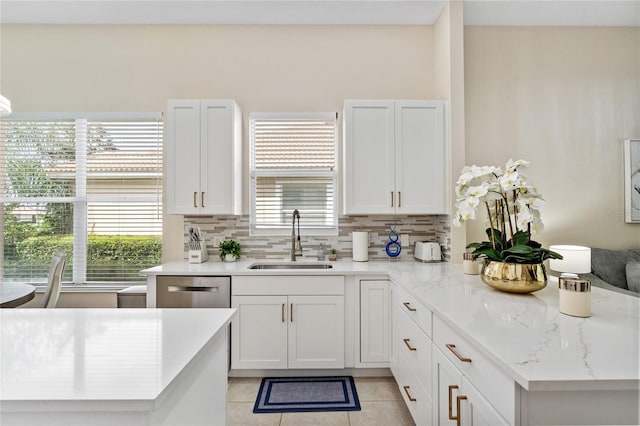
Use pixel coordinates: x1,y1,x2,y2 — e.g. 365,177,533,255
317,244,326,261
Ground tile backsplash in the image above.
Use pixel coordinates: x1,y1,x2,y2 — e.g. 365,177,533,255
184,214,451,261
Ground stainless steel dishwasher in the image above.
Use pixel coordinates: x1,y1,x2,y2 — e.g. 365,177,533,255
156,276,231,308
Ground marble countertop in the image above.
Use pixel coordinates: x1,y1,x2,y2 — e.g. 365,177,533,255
142,259,640,391
0,308,235,408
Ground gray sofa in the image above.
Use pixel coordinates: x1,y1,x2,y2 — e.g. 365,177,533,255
583,248,640,297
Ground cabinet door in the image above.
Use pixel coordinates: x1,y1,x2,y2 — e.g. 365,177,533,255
166,100,202,214
360,280,390,364
432,344,463,426
459,377,510,426
200,100,242,215
231,295,287,369
288,295,344,369
395,101,446,214
390,283,399,377
343,100,395,214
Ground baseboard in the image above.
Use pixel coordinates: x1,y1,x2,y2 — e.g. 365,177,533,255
228,367,391,378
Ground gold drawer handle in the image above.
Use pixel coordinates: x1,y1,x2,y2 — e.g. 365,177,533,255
403,338,417,351
448,385,458,420
281,303,285,322
402,302,416,312
402,385,416,402
398,191,402,207
446,343,472,363
201,191,205,208
391,191,394,207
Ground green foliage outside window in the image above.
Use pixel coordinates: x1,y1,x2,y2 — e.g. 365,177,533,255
5,235,161,282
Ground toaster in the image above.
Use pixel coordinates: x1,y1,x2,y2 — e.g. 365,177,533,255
414,241,442,263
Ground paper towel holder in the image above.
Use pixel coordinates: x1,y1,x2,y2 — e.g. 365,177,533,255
352,231,369,262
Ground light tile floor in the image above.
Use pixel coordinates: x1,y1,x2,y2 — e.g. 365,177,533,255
227,376,415,426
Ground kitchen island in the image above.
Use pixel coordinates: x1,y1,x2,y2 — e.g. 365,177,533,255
0,308,235,426
142,259,640,425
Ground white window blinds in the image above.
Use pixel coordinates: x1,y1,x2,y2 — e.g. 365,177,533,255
0,115,162,285
250,113,338,234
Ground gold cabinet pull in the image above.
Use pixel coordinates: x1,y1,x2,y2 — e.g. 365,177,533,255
402,385,416,402
201,192,205,208
391,191,394,207
446,343,472,363
290,303,293,322
193,191,198,208
281,303,285,322
403,338,417,351
403,302,417,312
398,191,402,207
448,385,459,420
456,395,468,426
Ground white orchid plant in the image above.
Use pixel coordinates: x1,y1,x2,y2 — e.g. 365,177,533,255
454,159,562,264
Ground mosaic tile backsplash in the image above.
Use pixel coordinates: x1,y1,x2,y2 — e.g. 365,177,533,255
184,214,451,262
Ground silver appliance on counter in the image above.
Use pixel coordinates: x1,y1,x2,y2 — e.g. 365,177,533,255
156,276,231,308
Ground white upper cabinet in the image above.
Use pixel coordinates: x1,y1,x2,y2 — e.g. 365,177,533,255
343,100,446,215
166,99,242,215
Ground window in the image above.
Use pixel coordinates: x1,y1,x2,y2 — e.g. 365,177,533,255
250,113,338,235
0,114,162,285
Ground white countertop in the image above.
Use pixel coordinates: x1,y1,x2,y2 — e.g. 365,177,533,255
0,308,235,409
142,259,640,392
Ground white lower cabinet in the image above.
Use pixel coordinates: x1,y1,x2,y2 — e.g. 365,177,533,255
392,284,514,426
432,316,513,426
432,346,509,426
231,276,344,370
432,345,462,425
288,295,344,369
392,284,433,425
395,346,432,426
460,377,510,426
232,295,288,369
360,280,391,364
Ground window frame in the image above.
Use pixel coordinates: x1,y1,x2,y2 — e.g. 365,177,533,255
249,112,339,236
1,112,163,287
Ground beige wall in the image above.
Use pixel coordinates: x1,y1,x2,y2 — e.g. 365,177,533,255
4,23,638,276
1,24,437,262
1,25,435,111
434,2,466,263
464,26,640,250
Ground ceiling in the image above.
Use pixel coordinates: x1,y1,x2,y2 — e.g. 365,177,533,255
1,0,639,26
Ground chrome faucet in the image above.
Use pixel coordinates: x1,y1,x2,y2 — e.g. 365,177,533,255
290,209,302,261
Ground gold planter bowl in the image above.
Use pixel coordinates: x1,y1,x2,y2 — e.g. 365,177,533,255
480,261,547,294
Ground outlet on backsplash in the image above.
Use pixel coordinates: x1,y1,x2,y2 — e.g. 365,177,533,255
400,234,409,248
213,236,225,247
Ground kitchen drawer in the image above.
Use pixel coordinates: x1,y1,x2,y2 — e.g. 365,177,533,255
433,316,515,425
395,346,432,426
396,286,432,338
397,306,432,394
233,275,344,295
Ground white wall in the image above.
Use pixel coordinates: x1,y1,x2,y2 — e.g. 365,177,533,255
464,26,640,250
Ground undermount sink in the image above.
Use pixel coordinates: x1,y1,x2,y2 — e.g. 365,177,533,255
247,262,333,270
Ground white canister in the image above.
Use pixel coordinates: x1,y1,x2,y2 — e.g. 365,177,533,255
463,253,480,275
352,231,369,262
559,277,591,318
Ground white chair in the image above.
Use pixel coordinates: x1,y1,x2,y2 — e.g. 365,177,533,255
41,252,67,308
